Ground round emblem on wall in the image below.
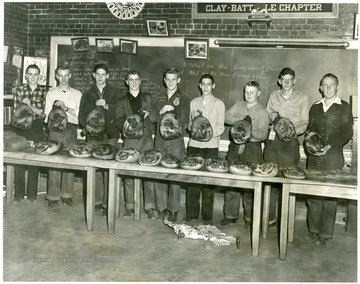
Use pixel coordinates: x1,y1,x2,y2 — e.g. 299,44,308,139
106,2,145,20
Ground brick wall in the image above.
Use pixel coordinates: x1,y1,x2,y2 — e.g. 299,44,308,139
3,2,358,96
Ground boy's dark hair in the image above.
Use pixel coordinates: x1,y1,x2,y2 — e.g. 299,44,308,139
245,81,260,91
320,73,339,86
199,74,215,84
26,64,40,74
55,65,71,74
93,63,109,74
126,70,141,80
278,67,295,79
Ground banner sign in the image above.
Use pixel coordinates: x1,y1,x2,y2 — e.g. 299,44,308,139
192,3,339,19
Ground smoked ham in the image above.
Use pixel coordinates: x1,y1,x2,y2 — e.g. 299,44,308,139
230,115,252,144
282,167,306,180
123,114,144,139
160,112,182,140
48,104,68,132
305,132,324,155
83,107,106,137
180,155,205,170
3,131,29,151
160,154,181,168
205,158,229,173
138,149,162,166
273,115,297,142
10,103,35,130
251,161,279,177
91,144,117,160
35,141,61,155
191,111,213,142
68,142,94,158
228,161,252,176
115,147,140,163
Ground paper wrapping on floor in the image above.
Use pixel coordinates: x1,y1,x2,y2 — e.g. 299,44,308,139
164,220,236,246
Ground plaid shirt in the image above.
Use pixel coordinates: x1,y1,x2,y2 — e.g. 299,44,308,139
13,84,46,111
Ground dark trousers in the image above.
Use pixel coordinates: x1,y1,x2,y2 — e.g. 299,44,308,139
264,136,300,222
186,146,218,222
306,147,344,238
14,166,38,200
224,141,263,221
12,117,44,201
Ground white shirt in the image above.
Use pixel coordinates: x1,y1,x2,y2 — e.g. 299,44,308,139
44,86,82,124
314,95,342,113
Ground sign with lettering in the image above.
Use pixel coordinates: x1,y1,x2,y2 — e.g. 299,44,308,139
192,3,338,18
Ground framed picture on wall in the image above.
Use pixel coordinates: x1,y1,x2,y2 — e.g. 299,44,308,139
354,13,359,39
145,19,170,37
4,46,9,63
96,38,114,53
119,38,138,55
184,38,209,60
71,37,90,52
22,56,48,86
11,46,24,69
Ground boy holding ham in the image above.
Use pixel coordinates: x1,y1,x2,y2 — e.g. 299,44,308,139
220,81,269,229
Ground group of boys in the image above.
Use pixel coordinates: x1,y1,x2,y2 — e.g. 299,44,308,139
12,64,353,246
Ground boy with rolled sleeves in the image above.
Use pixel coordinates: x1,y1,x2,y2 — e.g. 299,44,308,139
150,68,190,222
185,74,225,225
220,81,270,229
305,73,353,246
264,67,309,226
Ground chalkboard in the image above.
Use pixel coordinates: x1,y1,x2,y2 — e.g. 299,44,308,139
56,43,357,110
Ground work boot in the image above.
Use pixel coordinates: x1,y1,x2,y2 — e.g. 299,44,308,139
168,211,178,223
61,197,76,207
157,209,168,221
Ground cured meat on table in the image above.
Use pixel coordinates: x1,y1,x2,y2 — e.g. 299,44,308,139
180,155,205,170
68,142,94,158
230,115,252,144
115,147,140,163
160,112,182,140
205,158,229,173
10,103,35,130
34,141,61,155
160,154,181,168
228,161,252,176
251,161,279,177
138,149,162,166
282,167,306,180
3,131,29,151
191,111,213,142
91,144,117,160
123,114,144,139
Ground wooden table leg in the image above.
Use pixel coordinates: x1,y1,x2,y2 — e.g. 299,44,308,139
280,183,290,261
6,165,15,204
288,194,296,243
116,176,122,218
86,167,96,232
107,169,117,234
252,182,262,256
262,184,271,239
134,178,141,221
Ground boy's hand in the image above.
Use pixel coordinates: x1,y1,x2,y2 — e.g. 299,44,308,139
159,105,174,115
269,112,279,122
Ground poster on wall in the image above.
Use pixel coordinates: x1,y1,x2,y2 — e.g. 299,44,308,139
11,46,24,69
22,56,48,86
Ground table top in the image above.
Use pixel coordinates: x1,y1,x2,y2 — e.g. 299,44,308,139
3,150,357,189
